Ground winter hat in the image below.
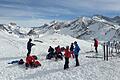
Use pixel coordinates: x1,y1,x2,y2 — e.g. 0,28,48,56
66,46,69,50
74,41,77,44
29,38,32,41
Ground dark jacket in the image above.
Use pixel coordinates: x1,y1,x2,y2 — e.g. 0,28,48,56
48,47,54,53
27,41,35,50
70,44,74,51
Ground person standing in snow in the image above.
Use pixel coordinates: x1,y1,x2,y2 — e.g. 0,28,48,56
64,46,71,70
27,38,35,56
94,38,98,53
73,41,80,67
70,43,74,58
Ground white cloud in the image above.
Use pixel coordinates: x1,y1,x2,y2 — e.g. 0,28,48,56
0,17,52,27
16,19,52,27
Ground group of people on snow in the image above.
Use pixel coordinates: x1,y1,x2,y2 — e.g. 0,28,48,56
47,45,64,60
9,38,41,69
9,38,99,70
46,41,80,70
25,38,41,69
64,41,81,69
25,54,41,69
26,38,81,70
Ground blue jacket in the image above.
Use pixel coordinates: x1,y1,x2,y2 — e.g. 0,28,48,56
74,44,80,55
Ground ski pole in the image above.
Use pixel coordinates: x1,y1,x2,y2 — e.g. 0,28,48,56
103,43,106,60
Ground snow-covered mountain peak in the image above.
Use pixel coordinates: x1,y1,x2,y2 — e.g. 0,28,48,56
50,20,58,24
8,22,20,31
112,16,120,25
113,16,120,19
1,15,120,41
92,15,107,23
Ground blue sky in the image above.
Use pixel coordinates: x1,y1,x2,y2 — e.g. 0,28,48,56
0,0,120,27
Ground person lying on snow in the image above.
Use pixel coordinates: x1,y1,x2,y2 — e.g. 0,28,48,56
8,59,24,65
25,54,41,69
55,45,63,61
46,46,55,59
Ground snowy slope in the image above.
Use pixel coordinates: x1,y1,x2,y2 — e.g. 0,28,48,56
0,31,120,80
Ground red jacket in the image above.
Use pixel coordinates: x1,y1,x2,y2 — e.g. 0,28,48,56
94,39,98,47
64,49,71,58
26,56,35,64
35,61,41,65
55,47,61,53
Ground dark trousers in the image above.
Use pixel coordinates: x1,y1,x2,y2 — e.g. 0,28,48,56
34,64,41,67
46,52,54,59
95,47,98,53
25,62,34,68
49,52,55,58
64,57,69,69
27,49,31,56
55,52,63,60
75,55,79,66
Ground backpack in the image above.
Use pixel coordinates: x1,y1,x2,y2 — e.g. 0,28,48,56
18,59,24,65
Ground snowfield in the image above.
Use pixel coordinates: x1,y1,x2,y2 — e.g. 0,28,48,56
0,31,120,80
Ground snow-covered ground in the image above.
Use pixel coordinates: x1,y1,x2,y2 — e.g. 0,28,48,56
0,31,120,80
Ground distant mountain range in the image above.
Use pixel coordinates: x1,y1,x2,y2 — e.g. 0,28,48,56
0,15,120,41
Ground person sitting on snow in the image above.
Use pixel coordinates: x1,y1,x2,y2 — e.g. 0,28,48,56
46,46,55,59
25,54,35,68
55,45,63,61
25,54,41,68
